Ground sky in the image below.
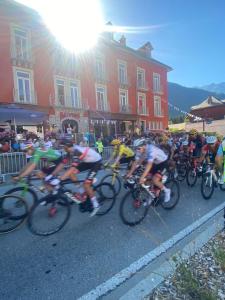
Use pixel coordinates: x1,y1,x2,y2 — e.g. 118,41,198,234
100,0,225,87
16,0,225,88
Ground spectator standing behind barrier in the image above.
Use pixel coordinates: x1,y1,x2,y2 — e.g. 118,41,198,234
95,137,104,155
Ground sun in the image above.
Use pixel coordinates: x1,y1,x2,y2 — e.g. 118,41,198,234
16,0,105,54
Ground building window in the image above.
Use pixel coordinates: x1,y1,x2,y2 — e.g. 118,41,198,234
95,57,105,80
137,68,146,89
56,79,66,106
96,85,107,111
138,93,147,115
118,61,128,85
153,73,161,92
154,96,162,116
70,81,80,108
13,68,34,104
160,121,163,129
119,89,129,112
12,26,31,61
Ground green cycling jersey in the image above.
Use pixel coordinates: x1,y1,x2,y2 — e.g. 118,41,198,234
31,148,62,164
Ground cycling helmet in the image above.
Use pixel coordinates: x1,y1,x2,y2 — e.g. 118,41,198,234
23,143,34,150
182,140,189,146
133,138,146,147
60,139,74,147
111,139,121,146
189,129,198,135
206,136,217,144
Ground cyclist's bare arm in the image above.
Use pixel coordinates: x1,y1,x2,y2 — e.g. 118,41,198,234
52,162,65,176
139,162,153,183
15,162,37,180
127,158,144,177
60,166,78,181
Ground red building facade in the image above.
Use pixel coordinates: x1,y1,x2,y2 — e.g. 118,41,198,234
0,0,172,136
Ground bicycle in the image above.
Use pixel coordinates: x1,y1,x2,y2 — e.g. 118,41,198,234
27,179,116,236
100,164,128,196
120,175,180,226
0,194,28,234
5,175,50,209
201,163,225,199
186,156,203,187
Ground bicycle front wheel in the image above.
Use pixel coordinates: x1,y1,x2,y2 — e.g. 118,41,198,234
120,188,150,226
186,168,197,187
0,195,28,234
95,183,116,216
100,174,121,196
201,173,214,200
27,195,71,236
161,180,180,209
5,187,38,208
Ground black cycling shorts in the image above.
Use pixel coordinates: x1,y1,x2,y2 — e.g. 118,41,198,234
151,160,168,176
76,160,102,182
41,157,63,175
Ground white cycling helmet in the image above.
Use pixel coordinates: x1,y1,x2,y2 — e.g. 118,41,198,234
133,138,146,147
206,136,217,144
182,140,189,146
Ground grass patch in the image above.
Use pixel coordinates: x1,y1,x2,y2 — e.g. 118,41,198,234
175,262,217,300
213,247,225,271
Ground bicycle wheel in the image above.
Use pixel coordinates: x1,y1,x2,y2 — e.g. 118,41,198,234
27,195,71,236
5,187,38,208
95,183,116,215
176,163,187,181
161,180,180,209
100,174,121,196
0,195,28,234
120,188,150,226
201,173,214,200
186,168,197,187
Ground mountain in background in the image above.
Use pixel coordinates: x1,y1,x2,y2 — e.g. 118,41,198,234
168,82,225,118
199,82,225,94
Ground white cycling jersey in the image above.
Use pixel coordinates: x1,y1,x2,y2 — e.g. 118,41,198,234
136,144,168,165
73,145,101,163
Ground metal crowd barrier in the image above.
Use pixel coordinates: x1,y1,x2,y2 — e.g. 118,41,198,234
0,147,115,177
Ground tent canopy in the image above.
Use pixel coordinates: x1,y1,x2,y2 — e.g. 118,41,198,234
0,105,48,125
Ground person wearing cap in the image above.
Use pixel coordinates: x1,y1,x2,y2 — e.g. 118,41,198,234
13,142,65,182
105,138,134,169
200,135,223,184
126,138,171,203
60,139,102,216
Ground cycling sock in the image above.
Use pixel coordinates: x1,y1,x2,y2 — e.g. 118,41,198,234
91,196,99,208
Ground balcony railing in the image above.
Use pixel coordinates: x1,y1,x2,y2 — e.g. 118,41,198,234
138,106,149,116
119,104,132,114
49,94,88,110
118,77,130,87
11,45,34,67
153,85,164,95
97,101,110,112
13,88,37,105
94,72,108,83
137,80,149,91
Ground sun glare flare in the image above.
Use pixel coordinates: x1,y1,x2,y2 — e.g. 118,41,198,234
16,0,105,54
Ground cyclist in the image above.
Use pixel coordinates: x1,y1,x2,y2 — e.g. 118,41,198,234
215,136,225,184
200,135,223,183
188,129,203,157
13,142,65,182
126,138,171,202
60,140,102,216
106,138,135,168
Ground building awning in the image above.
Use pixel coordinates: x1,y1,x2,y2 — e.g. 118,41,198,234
0,104,48,125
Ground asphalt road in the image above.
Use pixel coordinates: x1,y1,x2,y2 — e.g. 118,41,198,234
0,172,225,300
